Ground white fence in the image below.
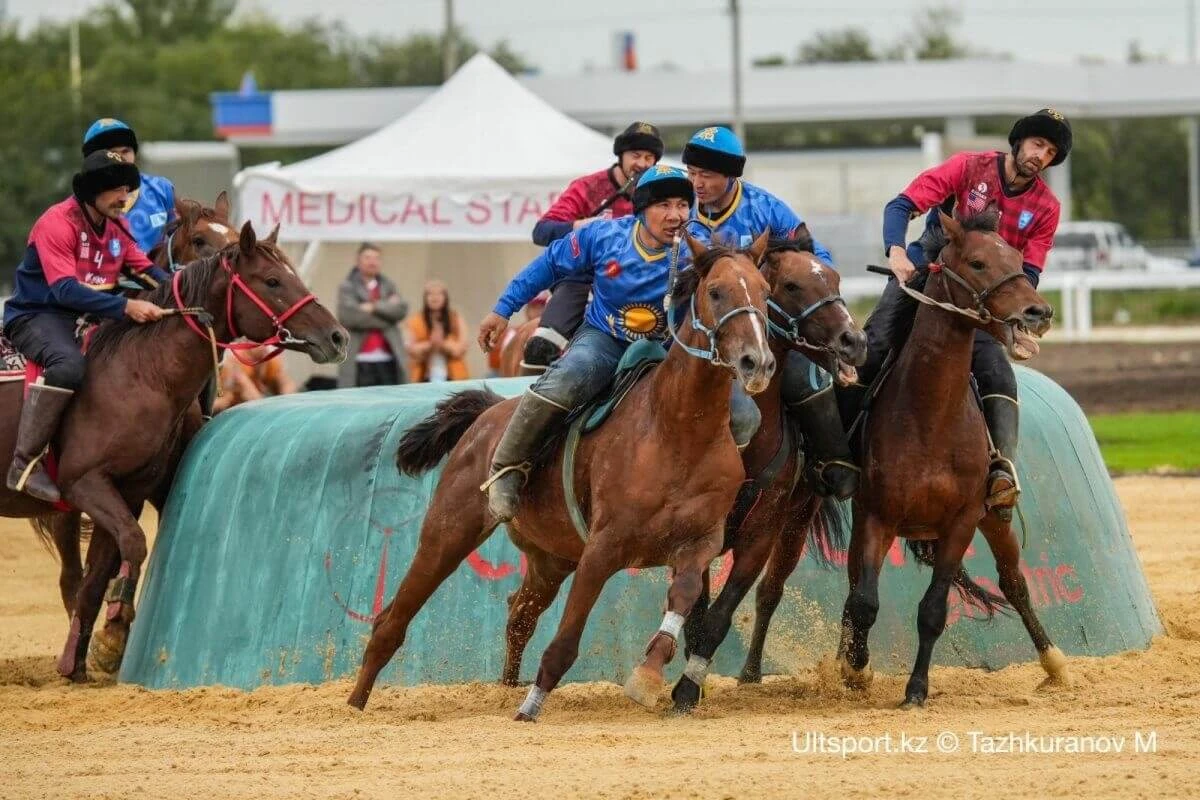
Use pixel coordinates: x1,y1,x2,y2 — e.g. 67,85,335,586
838,269,1200,341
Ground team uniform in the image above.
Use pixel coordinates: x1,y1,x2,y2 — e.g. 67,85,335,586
122,173,176,256
692,179,834,263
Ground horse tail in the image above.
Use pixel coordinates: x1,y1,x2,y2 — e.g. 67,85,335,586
905,540,1010,619
396,388,504,476
27,512,91,558
807,494,850,569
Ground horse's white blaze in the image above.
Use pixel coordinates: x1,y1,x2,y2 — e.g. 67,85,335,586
739,276,767,355
207,222,230,235
809,257,825,276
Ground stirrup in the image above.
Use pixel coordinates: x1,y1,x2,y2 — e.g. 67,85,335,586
11,449,48,493
985,456,1020,515
480,463,532,493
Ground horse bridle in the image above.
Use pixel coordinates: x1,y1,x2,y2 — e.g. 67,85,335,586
766,292,846,349
927,257,1030,325
172,254,317,367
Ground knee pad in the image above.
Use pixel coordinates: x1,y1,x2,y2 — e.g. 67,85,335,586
522,329,567,368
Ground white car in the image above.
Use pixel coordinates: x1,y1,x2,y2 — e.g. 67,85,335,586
1046,221,1148,271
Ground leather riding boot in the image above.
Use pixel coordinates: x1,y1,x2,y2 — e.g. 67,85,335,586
6,383,74,504
482,391,568,522
521,328,568,373
787,385,859,500
982,395,1021,520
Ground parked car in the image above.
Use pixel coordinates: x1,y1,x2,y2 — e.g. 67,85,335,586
1045,221,1148,271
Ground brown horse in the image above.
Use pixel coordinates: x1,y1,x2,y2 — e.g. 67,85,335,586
661,239,867,713
348,234,776,717
29,191,241,625
832,210,1064,707
497,317,540,377
0,221,348,682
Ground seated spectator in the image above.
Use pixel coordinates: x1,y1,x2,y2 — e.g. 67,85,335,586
405,280,469,383
211,344,297,413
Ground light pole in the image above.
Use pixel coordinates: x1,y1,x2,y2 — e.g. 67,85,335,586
730,0,745,142
443,0,457,82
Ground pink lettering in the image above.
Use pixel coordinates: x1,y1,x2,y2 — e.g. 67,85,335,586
399,195,429,226
466,196,491,225
1055,563,1084,603
516,196,543,225
431,197,453,225
327,193,357,225
368,196,398,225
297,193,321,226
261,192,293,226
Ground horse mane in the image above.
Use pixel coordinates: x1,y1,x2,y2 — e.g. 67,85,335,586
922,207,1002,263
764,230,816,258
87,240,289,364
670,242,746,304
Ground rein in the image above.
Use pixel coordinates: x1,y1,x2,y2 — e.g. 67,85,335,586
873,262,1029,325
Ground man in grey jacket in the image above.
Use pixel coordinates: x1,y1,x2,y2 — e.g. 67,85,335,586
336,243,409,387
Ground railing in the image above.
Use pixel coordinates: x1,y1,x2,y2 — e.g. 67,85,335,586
838,270,1200,340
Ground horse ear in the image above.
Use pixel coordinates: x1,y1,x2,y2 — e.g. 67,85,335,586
265,223,280,245
239,220,257,256
938,210,965,245
684,231,708,262
747,230,770,265
214,191,231,221
176,198,200,226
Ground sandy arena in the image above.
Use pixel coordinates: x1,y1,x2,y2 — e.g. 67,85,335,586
1,476,1197,799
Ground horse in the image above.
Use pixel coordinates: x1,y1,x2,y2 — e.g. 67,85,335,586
348,234,776,718
497,317,540,377
0,221,348,682
829,209,1064,707
661,239,867,714
28,191,241,626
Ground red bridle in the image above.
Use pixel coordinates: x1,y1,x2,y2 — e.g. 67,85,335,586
172,256,317,366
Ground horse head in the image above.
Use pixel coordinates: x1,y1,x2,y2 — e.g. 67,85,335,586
761,239,866,386
210,221,349,365
154,191,239,270
936,208,1053,360
682,231,776,394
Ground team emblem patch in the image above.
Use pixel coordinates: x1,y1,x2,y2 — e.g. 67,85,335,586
695,127,718,143
570,233,581,259
617,303,666,339
108,238,122,257
967,181,989,214
604,260,621,278
1018,210,1034,230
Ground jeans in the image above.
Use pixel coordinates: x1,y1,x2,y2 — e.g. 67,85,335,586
5,313,85,390
529,324,628,409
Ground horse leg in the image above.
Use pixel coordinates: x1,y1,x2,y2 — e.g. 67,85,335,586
348,487,495,710
49,512,83,619
740,497,816,684
838,513,893,690
86,501,147,674
978,513,1071,688
500,548,576,687
624,537,719,711
902,511,976,708
515,547,621,722
673,528,778,713
57,529,120,682
680,568,710,660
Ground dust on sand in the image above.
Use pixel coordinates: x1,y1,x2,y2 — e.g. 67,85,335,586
1,477,1197,799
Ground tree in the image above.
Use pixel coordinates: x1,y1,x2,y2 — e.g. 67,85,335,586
909,6,967,61
797,28,877,64
354,27,531,87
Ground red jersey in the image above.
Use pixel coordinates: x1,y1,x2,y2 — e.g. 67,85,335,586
540,166,634,224
900,151,1061,269
5,197,162,326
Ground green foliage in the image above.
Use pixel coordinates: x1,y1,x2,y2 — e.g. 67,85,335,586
1089,411,1200,473
798,28,878,64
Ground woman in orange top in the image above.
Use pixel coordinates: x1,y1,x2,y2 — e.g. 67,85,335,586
405,280,470,383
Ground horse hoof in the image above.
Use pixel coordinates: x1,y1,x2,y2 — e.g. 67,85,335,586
88,627,127,675
1037,646,1072,689
64,666,91,684
624,665,664,711
899,697,926,710
513,712,536,723
839,656,874,690
737,669,762,685
670,681,701,715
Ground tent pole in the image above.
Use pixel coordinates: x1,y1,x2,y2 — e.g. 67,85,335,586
298,241,323,282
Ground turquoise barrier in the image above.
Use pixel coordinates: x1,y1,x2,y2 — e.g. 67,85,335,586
121,367,1161,690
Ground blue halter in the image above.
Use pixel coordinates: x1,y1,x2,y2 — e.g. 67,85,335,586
765,292,846,348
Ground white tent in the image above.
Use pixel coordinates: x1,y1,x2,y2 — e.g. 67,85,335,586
234,53,616,244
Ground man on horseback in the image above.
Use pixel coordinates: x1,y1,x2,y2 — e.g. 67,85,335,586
523,122,665,372
682,125,857,499
478,165,692,521
868,107,1070,518
3,150,169,503
82,118,177,255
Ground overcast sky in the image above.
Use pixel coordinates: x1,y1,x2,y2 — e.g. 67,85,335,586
8,0,1200,74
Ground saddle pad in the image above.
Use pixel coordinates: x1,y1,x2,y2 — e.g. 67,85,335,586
581,339,667,434
0,332,26,380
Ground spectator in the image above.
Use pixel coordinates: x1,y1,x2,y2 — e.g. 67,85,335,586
211,345,297,413
336,243,409,388
405,279,469,382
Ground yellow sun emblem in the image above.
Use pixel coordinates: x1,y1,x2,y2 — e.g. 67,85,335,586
617,303,666,339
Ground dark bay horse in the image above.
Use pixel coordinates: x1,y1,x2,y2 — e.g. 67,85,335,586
663,239,867,713
348,235,776,718
28,191,240,627
0,221,348,682
832,209,1064,707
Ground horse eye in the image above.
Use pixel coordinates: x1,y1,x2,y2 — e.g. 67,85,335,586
266,277,281,289
707,287,721,301
784,281,800,293
969,260,986,270
192,236,206,247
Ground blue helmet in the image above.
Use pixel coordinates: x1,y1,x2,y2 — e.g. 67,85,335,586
682,126,746,177
632,165,694,214
82,118,138,157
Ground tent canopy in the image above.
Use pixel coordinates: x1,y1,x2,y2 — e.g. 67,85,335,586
235,54,618,241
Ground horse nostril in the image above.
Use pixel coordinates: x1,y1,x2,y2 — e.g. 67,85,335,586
331,329,347,348
1024,304,1052,322
739,354,759,374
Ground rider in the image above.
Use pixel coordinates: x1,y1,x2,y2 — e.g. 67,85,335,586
478,166,694,522
82,118,177,257
682,125,857,499
868,107,1069,518
523,122,665,372
3,150,170,503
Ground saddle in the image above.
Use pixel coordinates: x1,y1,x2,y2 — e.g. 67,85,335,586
0,331,25,382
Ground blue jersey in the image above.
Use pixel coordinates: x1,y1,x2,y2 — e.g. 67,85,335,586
123,172,175,254
495,216,686,343
691,180,834,265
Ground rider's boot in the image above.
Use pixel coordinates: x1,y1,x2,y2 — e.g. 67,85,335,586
982,394,1021,521
520,329,566,374
6,382,74,504
481,391,568,522
787,385,859,500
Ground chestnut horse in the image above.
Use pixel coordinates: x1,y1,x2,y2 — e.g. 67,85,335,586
0,221,348,682
348,234,776,718
28,191,240,627
830,210,1065,707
